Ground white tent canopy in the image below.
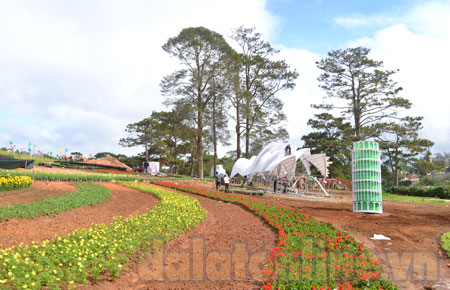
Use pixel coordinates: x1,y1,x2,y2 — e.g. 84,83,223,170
209,164,227,177
230,142,332,182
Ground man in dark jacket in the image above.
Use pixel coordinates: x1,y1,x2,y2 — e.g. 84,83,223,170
215,172,221,190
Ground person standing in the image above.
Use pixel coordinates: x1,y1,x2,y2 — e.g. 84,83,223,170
143,160,149,174
215,172,221,190
282,176,288,193
224,174,230,193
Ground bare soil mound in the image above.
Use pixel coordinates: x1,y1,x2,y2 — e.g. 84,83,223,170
83,155,132,171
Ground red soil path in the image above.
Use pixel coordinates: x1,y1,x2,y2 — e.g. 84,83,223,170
185,181,450,290
83,186,277,290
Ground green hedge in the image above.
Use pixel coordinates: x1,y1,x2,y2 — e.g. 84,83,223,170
0,183,111,221
387,186,450,199
441,232,450,257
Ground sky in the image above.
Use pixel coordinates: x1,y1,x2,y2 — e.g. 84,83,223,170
0,0,449,158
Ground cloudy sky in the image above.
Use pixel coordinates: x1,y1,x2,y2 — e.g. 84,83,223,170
0,0,449,158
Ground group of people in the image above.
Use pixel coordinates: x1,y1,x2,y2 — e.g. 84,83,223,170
273,176,290,193
132,160,149,173
215,172,230,192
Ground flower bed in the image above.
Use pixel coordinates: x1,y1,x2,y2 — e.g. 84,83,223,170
91,168,140,175
0,174,33,192
1,170,152,182
152,180,396,290
0,182,206,289
0,183,111,221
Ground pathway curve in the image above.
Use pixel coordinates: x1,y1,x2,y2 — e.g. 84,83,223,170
83,186,277,290
0,183,158,248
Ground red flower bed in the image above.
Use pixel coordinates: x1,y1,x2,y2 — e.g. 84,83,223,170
151,180,396,290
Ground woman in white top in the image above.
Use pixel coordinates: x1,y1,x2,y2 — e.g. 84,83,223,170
223,174,230,193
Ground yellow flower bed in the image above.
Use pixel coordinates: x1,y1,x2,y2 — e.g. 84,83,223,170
0,182,206,289
0,175,33,191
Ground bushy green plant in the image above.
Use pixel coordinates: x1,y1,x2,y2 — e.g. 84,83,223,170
388,185,449,199
441,232,450,257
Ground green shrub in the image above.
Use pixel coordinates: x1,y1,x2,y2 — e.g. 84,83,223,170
387,185,450,199
442,232,450,257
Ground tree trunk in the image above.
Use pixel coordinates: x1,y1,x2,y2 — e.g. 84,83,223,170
354,115,361,138
235,102,241,160
197,108,204,178
190,148,195,177
213,95,217,176
197,139,203,178
394,169,399,187
351,79,361,139
245,115,250,158
144,142,149,162
236,118,241,160
244,94,251,159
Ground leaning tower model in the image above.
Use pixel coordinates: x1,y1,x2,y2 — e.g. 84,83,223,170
352,141,382,213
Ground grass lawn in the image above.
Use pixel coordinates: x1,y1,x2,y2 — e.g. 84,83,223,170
0,149,55,165
383,192,450,204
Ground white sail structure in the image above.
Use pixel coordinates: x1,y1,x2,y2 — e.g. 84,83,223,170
230,142,332,182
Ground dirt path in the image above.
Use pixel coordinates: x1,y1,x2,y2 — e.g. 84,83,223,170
83,186,277,290
0,181,76,206
175,181,450,289
0,183,158,248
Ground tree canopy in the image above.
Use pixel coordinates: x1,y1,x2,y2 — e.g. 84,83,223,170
374,116,434,186
231,26,298,158
314,47,410,138
161,26,234,178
